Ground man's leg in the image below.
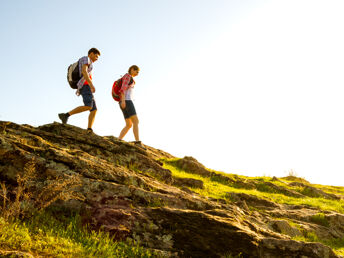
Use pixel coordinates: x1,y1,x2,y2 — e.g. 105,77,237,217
119,118,132,140
59,85,94,124
130,115,139,142
68,106,92,115
88,110,97,129
59,106,91,124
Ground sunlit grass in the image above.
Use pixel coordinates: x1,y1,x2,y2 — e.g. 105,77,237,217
163,159,344,254
164,163,233,200
313,184,344,196
0,211,156,257
324,238,344,256
292,233,344,256
162,161,344,214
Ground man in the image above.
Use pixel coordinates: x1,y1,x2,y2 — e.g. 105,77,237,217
58,48,100,133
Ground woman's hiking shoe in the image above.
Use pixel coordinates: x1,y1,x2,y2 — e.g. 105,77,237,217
58,113,69,124
134,141,146,150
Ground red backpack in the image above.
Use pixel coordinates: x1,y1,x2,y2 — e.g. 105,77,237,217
111,76,133,101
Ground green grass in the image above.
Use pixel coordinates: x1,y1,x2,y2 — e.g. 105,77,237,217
281,220,344,256
0,211,157,257
163,159,344,254
293,232,344,256
242,174,344,198
162,161,344,214
163,163,232,200
313,184,344,196
293,231,319,243
310,213,330,227
324,238,344,256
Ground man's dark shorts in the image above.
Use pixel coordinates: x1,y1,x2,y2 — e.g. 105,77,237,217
80,85,97,111
119,100,137,119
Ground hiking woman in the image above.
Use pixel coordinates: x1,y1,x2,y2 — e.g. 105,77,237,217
118,65,143,146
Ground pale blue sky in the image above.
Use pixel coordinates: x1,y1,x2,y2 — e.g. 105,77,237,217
1,0,344,186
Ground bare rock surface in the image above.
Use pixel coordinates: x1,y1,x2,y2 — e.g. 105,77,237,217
0,121,343,257
0,250,34,258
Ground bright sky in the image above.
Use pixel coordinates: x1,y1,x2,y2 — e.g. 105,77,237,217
1,0,344,186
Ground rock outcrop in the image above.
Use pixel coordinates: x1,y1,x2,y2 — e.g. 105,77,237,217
0,121,343,257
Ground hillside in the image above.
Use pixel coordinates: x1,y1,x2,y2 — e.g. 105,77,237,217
0,120,344,257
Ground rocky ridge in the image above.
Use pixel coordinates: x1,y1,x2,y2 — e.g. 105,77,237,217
0,121,343,257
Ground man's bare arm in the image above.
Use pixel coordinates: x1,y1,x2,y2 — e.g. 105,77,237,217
82,64,95,92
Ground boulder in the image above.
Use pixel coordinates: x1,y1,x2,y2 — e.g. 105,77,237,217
268,219,303,237
172,177,204,189
175,156,212,177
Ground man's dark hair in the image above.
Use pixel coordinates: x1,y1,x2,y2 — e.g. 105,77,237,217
88,48,101,56
128,65,139,73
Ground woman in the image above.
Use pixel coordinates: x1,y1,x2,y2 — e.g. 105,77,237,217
118,65,143,147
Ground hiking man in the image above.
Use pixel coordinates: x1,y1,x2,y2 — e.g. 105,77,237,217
58,48,101,133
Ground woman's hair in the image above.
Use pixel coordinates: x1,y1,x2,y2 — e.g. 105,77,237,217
128,65,139,73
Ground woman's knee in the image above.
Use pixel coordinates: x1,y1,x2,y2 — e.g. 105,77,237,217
125,120,133,128
131,116,139,125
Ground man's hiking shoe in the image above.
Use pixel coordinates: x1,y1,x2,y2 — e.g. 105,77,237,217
58,113,69,124
87,128,93,134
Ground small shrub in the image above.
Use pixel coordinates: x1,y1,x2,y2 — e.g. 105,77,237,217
305,231,319,242
0,160,85,220
310,213,329,227
256,183,275,193
0,161,36,220
287,169,298,177
147,198,165,208
210,174,231,185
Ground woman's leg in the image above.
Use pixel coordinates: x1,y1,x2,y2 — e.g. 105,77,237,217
130,115,139,141
119,118,132,140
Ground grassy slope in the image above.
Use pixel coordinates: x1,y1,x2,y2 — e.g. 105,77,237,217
163,162,344,214
162,159,344,256
0,210,156,257
1,156,344,257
